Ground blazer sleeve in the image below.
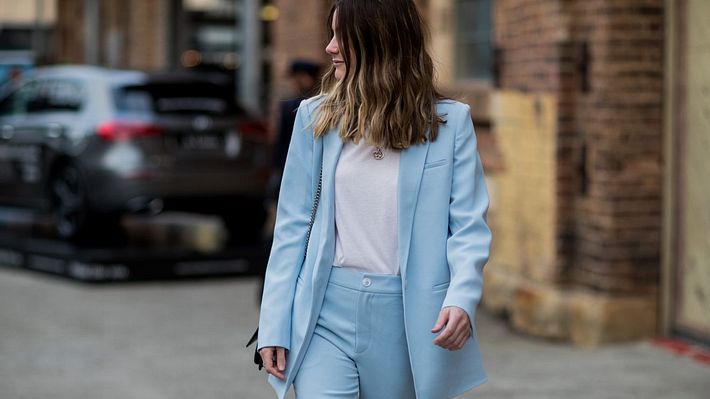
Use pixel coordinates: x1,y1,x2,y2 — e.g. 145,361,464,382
257,101,314,350
442,104,492,325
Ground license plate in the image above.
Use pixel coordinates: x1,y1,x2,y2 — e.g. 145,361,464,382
180,134,222,150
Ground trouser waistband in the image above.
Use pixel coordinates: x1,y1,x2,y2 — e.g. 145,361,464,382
329,266,402,294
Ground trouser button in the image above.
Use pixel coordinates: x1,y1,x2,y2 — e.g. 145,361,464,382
362,277,372,287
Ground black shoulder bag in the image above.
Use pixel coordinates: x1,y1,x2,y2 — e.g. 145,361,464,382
246,152,323,370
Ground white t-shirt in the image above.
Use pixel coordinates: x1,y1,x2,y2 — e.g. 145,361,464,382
333,138,401,275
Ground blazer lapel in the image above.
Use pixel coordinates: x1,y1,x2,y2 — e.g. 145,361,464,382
398,140,430,277
312,129,344,288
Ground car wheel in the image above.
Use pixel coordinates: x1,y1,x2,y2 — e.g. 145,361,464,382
50,164,90,239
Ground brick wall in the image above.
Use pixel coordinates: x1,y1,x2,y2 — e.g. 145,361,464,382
569,0,664,294
495,0,577,284
494,0,664,294
495,0,569,92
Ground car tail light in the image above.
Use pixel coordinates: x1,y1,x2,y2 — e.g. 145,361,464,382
97,121,164,141
238,120,269,142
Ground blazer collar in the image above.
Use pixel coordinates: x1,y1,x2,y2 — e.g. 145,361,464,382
397,139,430,275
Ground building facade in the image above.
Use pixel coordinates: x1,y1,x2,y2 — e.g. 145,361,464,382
55,0,172,70
663,0,710,345
54,0,272,112
482,0,665,345
0,0,57,81
269,0,708,345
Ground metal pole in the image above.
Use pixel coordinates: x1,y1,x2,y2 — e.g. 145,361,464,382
238,0,262,115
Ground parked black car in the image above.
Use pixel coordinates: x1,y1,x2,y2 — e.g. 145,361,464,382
0,65,270,241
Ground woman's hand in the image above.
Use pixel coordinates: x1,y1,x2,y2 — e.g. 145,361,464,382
259,346,287,380
431,306,471,350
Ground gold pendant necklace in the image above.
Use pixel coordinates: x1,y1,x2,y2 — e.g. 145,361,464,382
372,146,384,160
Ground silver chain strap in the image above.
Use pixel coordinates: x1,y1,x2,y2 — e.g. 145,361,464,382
303,159,323,260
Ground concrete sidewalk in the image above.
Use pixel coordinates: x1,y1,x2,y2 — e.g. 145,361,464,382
0,269,707,398
469,313,709,399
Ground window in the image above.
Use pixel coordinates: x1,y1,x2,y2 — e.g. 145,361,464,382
455,0,493,81
0,81,39,116
27,80,84,113
115,82,245,116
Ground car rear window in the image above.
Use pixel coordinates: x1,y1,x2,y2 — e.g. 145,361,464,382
114,82,245,116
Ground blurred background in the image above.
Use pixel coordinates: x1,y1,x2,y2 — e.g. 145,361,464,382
0,0,708,398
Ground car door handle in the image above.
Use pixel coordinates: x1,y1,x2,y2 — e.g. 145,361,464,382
1,125,13,140
47,123,63,138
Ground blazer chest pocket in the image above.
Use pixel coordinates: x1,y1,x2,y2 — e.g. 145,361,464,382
424,158,448,170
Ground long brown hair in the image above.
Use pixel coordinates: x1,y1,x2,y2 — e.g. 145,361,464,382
313,0,445,149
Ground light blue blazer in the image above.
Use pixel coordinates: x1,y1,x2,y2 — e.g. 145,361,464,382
258,97,492,399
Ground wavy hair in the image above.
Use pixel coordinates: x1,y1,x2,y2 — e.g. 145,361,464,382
313,0,445,149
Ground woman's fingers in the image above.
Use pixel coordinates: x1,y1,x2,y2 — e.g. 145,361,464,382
449,325,470,350
440,322,467,349
431,309,450,333
276,347,287,372
258,347,274,374
259,347,286,380
433,307,471,350
440,327,468,350
433,321,456,346
433,308,460,347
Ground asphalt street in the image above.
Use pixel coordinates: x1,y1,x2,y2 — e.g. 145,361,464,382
0,266,708,399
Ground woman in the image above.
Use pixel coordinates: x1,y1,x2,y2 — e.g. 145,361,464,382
257,1,492,398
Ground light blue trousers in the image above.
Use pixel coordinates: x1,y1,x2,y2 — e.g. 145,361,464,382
293,266,416,398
